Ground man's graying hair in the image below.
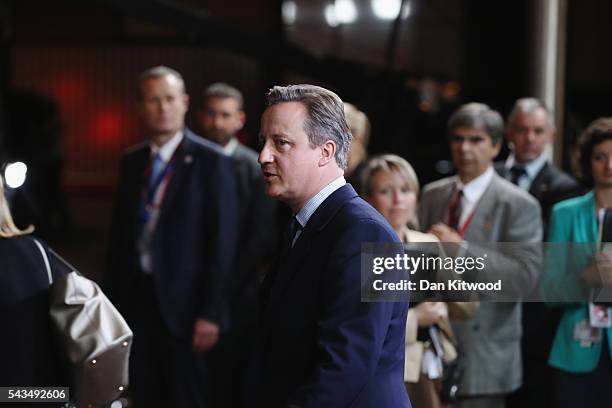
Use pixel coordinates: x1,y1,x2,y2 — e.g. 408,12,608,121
508,97,555,131
202,82,244,110
448,102,504,145
266,84,352,170
138,65,186,98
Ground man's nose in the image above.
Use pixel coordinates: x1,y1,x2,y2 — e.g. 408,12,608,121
259,143,272,165
460,139,471,152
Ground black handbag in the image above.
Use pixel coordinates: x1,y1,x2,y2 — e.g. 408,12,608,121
439,350,465,404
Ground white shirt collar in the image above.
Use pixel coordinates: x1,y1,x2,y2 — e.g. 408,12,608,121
295,176,347,228
456,166,495,205
150,131,183,162
222,137,239,156
504,152,547,180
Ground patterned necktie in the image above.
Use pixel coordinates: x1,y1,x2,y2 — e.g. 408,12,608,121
448,189,464,230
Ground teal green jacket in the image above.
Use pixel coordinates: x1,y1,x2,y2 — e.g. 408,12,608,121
545,191,612,373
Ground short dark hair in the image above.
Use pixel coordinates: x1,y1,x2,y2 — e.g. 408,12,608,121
448,102,504,145
577,117,612,186
266,84,352,170
138,65,185,98
201,82,243,110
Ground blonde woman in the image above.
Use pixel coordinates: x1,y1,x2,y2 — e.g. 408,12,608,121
362,154,467,408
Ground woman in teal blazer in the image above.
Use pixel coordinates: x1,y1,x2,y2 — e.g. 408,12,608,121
545,117,612,407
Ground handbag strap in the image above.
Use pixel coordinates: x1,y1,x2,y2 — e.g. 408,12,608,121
33,238,53,285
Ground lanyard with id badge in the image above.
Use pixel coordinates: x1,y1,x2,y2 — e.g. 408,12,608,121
578,209,612,346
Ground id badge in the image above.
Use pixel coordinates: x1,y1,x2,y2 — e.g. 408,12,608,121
574,319,602,347
589,303,612,328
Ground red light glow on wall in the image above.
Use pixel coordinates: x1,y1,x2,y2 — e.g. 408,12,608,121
89,108,135,149
51,76,85,111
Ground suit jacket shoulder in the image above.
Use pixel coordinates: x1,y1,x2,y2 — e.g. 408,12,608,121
233,143,259,164
491,173,540,208
421,176,457,195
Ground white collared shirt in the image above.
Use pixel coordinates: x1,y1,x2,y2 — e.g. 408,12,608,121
140,130,184,273
222,137,239,156
504,152,547,191
291,176,347,246
455,166,495,227
150,130,184,163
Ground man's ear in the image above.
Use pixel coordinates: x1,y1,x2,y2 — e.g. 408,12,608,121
549,128,556,144
319,140,337,166
505,128,515,151
492,139,502,159
238,111,246,130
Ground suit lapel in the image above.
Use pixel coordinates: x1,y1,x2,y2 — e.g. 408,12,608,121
529,162,551,199
463,175,501,240
156,131,194,228
439,179,456,225
264,184,358,320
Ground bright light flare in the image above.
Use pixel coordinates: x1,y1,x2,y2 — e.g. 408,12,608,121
4,162,28,189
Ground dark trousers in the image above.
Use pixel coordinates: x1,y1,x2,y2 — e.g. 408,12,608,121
507,303,562,408
553,336,612,408
127,275,210,408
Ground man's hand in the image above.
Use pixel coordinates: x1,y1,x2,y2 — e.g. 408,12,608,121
414,302,447,327
192,318,219,353
429,223,462,243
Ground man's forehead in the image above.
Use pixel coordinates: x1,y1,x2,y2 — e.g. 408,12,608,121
205,95,240,109
450,127,490,139
514,108,549,125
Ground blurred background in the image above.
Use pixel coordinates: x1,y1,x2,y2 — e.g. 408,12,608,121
0,0,611,279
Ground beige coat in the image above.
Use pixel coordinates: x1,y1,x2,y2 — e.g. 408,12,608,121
403,230,477,383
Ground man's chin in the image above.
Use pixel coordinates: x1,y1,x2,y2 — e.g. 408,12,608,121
264,184,282,198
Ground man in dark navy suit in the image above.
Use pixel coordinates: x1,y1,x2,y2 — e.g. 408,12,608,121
496,97,581,232
497,98,581,408
257,84,411,408
106,66,238,407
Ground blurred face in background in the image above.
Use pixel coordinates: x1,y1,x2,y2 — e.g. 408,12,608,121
591,139,612,189
198,96,245,147
449,127,501,183
366,169,416,233
139,74,189,141
507,108,553,163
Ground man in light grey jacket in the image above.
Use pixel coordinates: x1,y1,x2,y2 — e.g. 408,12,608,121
419,102,542,408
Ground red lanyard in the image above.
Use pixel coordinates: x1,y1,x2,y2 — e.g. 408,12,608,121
457,210,476,237
142,141,182,207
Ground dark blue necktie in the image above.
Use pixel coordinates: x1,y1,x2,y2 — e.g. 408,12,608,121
149,153,164,190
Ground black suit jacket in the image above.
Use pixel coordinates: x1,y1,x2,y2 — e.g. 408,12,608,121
106,129,239,338
495,161,582,234
0,236,71,387
259,184,411,408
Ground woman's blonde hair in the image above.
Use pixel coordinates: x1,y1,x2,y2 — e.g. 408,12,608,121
0,175,34,237
361,154,420,229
